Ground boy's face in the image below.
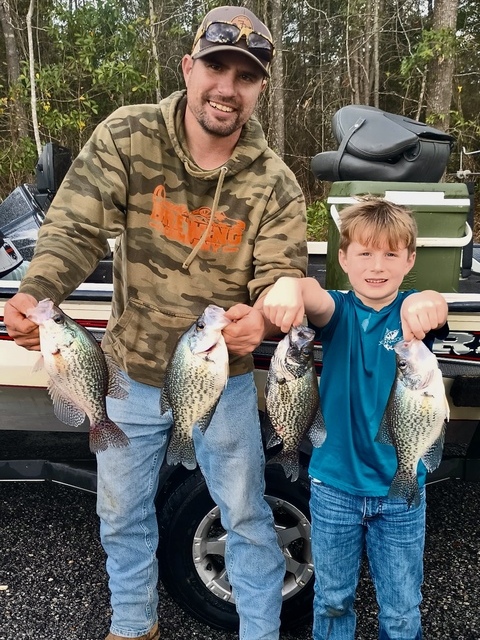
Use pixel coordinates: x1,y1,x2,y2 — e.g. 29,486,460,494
339,239,415,310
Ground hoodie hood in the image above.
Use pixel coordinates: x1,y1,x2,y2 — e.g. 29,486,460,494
160,91,270,269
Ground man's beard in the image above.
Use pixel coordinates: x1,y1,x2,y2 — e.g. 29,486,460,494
197,110,243,138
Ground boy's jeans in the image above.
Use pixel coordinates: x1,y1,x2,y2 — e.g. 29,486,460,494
98,372,285,640
310,480,425,640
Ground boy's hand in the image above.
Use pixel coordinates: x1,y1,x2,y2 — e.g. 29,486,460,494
401,291,448,341
262,277,305,333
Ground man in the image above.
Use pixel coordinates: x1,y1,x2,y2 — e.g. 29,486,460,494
5,6,308,640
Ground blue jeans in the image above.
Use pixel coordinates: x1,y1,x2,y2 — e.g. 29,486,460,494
310,480,425,640
98,372,285,640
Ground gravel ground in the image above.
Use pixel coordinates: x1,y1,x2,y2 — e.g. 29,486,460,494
0,479,479,640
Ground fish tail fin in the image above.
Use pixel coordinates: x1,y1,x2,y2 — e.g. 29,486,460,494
268,450,300,483
388,469,420,508
90,419,130,453
166,432,197,470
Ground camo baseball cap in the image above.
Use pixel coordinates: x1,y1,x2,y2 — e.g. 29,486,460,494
191,6,275,77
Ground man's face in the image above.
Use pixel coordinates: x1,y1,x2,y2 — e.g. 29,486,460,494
182,51,266,138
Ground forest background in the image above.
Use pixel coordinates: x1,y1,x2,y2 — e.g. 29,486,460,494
1,0,479,239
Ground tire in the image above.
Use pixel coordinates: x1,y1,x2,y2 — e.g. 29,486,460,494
157,462,314,632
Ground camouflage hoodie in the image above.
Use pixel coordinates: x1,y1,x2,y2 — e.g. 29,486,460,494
20,91,307,386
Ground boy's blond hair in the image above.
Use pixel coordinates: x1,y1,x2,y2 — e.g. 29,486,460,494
338,197,417,255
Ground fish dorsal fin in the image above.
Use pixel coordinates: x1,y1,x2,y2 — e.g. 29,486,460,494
160,389,171,415
307,407,327,448
197,403,218,434
47,380,86,427
105,354,129,400
375,411,394,446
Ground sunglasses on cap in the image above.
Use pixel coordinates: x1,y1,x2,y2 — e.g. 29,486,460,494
194,20,275,60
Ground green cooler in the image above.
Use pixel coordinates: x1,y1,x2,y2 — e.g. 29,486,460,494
325,181,472,292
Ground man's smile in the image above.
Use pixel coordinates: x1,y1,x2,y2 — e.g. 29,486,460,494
209,101,234,112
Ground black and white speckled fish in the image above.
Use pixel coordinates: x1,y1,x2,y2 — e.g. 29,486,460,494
161,304,230,470
376,338,449,507
27,298,129,453
265,325,326,482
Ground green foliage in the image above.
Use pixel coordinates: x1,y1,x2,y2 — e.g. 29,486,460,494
401,28,458,77
0,137,38,196
16,0,159,148
306,200,329,241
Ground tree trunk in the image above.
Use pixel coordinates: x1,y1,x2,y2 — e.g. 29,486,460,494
426,0,458,131
268,0,284,157
0,0,29,141
27,0,41,154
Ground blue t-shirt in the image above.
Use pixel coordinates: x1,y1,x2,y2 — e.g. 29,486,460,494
308,289,430,497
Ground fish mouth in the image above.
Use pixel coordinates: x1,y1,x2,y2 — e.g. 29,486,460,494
192,341,217,356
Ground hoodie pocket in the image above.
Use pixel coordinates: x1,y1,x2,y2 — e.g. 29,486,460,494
104,298,201,384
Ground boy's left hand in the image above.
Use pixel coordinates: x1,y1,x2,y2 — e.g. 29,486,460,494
401,291,448,341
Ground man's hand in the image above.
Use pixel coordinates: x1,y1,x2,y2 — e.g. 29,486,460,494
4,293,41,350
223,304,266,356
401,291,448,341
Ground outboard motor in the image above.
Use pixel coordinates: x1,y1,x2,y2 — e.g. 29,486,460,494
0,143,71,261
0,229,23,278
311,105,455,183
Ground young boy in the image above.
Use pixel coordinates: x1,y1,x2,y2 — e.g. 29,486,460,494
262,198,449,640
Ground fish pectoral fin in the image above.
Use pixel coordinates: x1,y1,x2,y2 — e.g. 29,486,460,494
105,355,129,399
421,425,446,472
47,381,86,427
32,354,45,373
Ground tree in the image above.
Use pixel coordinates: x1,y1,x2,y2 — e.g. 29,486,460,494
0,0,28,142
426,0,459,131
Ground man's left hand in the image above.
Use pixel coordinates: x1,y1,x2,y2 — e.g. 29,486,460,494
223,304,266,356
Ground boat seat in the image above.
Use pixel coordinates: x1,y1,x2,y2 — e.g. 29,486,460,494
311,105,455,183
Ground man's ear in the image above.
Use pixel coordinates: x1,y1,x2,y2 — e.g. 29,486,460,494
182,54,194,83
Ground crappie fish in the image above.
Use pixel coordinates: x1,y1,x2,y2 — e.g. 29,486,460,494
26,298,129,453
161,304,230,470
265,325,326,482
376,338,450,507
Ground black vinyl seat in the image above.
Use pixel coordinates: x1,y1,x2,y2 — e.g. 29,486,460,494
311,105,455,183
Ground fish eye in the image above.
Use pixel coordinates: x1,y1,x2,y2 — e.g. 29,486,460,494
52,313,64,324
398,359,407,369
196,320,206,331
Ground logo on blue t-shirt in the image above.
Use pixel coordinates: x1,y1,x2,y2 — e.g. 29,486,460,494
379,328,401,351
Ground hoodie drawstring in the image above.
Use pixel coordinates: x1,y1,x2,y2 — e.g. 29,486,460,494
182,165,228,271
